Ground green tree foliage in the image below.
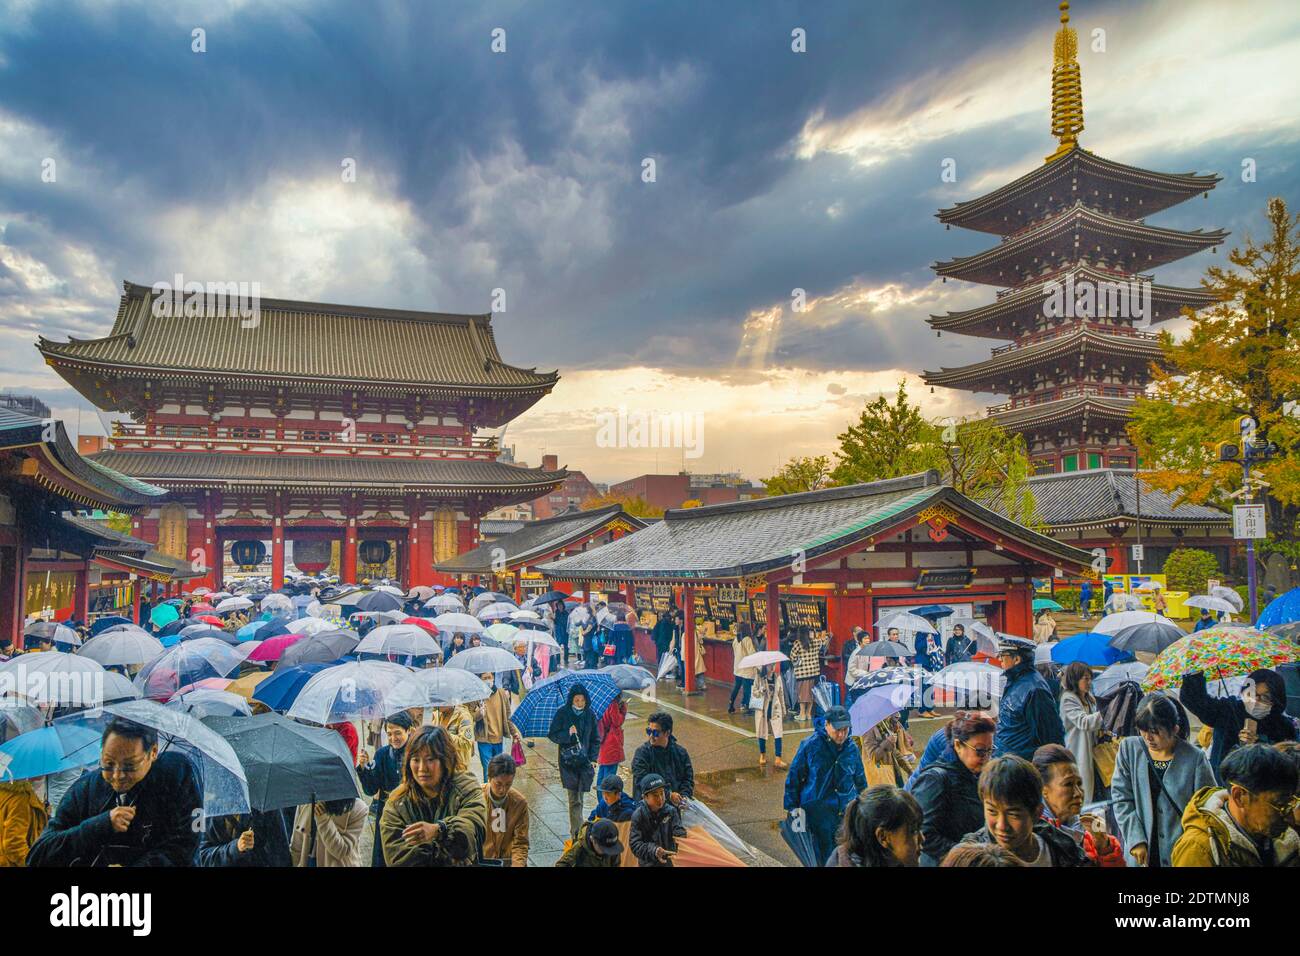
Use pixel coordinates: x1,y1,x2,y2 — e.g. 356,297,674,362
1161,548,1222,594
1131,198,1300,560
762,455,833,497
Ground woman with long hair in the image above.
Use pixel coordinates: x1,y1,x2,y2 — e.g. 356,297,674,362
789,626,826,722
1059,660,1106,803
829,785,923,867
379,725,488,867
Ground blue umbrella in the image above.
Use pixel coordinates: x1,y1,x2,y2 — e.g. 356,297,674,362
0,725,102,782
253,620,290,642
509,670,620,738
251,660,343,712
89,616,132,636
1258,587,1300,628
235,620,267,642
1050,632,1134,667
848,683,915,736
911,605,955,620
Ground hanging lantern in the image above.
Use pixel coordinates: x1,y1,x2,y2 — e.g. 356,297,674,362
358,539,392,568
291,539,331,574
230,540,267,570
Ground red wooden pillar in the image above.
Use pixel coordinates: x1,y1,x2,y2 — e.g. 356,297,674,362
342,520,358,584
131,575,142,625
682,586,697,692
513,569,523,603
765,583,780,675
1,534,25,651
271,520,285,590
72,565,90,622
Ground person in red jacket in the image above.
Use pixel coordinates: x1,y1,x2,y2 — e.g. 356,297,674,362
1033,744,1124,866
328,722,360,764
595,691,627,790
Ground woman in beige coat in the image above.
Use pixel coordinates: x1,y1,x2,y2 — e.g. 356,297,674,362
752,664,787,769
290,797,367,866
861,713,915,787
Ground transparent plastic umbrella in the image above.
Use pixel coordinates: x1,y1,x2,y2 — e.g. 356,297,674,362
432,613,485,635
1092,611,1182,637
1185,595,1238,614
425,594,466,612
99,623,154,640
76,630,165,668
1091,661,1149,697
0,651,107,707
737,651,788,670
1104,593,1142,612
260,593,295,617
874,611,938,634
481,622,521,647
285,616,336,637
477,602,521,622
509,609,543,622
285,660,413,724
100,671,143,704
444,646,524,673
165,688,253,718
355,624,441,658
469,592,514,614
1210,585,1245,613
24,621,82,647
215,596,255,613
55,699,250,817
386,669,490,713
601,664,656,691
133,638,245,700
0,702,44,744
680,798,758,863
930,662,1004,707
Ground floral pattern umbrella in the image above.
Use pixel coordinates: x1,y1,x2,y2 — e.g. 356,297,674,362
1142,626,1300,691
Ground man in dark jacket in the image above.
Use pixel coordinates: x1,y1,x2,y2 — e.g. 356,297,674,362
993,636,1065,760
197,809,291,867
357,711,413,867
944,623,976,667
961,754,1090,866
1181,668,1297,785
547,682,600,837
589,774,637,823
28,719,202,867
783,705,867,867
630,712,695,804
629,774,681,867
554,818,623,867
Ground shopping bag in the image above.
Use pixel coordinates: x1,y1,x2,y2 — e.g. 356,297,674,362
511,738,527,767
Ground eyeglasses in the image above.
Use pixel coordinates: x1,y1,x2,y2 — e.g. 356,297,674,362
645,729,662,738
958,742,994,758
1246,790,1300,815
100,762,144,777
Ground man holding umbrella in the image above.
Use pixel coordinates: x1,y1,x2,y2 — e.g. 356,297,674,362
27,719,202,867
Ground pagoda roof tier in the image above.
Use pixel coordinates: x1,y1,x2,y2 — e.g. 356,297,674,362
86,450,566,502
923,324,1164,393
932,204,1226,287
38,281,558,424
986,392,1136,431
937,146,1221,236
928,267,1216,340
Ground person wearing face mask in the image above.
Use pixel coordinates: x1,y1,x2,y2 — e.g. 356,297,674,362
472,672,523,782
1180,668,1296,786
547,683,600,838
1112,692,1214,867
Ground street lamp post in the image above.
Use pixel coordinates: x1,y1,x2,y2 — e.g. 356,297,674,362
1218,416,1278,625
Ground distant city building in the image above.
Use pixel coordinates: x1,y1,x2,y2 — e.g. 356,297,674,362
0,393,52,420
530,454,601,518
610,471,764,511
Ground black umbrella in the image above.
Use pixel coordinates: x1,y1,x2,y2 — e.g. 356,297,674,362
156,618,190,637
851,667,925,692
1108,622,1184,655
275,630,361,669
180,625,240,645
201,712,361,811
354,591,404,613
856,640,912,658
531,590,570,606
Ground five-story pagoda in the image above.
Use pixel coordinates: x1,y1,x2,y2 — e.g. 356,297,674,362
925,1,1225,474
39,281,566,589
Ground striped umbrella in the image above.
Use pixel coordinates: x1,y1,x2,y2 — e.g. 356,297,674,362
1142,626,1300,691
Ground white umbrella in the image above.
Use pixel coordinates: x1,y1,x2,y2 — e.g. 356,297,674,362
260,593,295,617
133,638,245,700
510,609,543,622
1092,611,1182,637
76,630,165,668
0,651,107,707
165,688,253,718
931,661,1005,706
517,630,560,649
215,596,254,614
476,602,520,622
371,584,405,597
1185,595,1238,614
386,669,490,713
284,616,335,637
98,623,154,639
1210,585,1244,612
286,660,413,725
100,671,143,703
946,619,999,656
874,611,938,634
355,624,441,658
737,650,788,670
425,594,466,612
432,613,484,635
444,646,523,673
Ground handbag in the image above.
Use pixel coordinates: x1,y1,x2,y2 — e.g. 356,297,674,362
559,743,591,774
1092,737,1119,787
511,738,527,767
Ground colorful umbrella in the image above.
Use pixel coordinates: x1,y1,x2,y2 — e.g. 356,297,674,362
1142,626,1300,691
195,615,225,627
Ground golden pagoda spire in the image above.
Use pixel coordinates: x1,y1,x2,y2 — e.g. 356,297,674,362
1045,0,1084,162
